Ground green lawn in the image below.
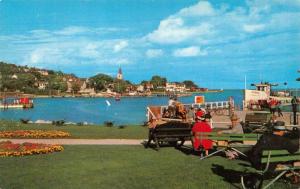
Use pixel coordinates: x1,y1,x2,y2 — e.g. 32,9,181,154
0,145,291,189
0,120,148,139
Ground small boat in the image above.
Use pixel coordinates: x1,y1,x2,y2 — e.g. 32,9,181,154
0,97,34,109
115,94,121,101
244,82,292,110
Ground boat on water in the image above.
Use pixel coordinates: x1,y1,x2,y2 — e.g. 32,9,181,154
115,94,121,101
243,82,293,110
0,97,34,109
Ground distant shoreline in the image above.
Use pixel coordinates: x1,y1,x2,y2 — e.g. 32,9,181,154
29,90,224,99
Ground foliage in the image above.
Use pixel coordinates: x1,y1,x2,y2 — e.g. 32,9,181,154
113,79,131,93
0,62,200,94
89,73,114,92
183,80,198,88
140,80,148,85
48,76,68,92
71,82,81,94
0,62,69,94
150,75,167,89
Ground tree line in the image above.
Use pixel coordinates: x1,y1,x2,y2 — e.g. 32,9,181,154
0,62,199,94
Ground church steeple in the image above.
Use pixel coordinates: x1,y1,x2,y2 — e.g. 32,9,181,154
117,67,123,80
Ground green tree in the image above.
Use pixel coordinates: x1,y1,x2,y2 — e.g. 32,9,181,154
150,75,167,89
182,80,198,89
140,80,148,86
89,74,114,92
48,76,68,92
113,79,131,93
71,82,81,94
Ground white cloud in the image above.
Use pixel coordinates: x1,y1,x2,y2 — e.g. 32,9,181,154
243,24,265,33
30,50,42,64
113,40,128,52
147,17,213,44
146,49,163,58
1,0,300,74
179,1,215,16
173,46,207,57
79,43,100,58
54,26,89,35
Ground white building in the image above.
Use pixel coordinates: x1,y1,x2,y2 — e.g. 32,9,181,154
38,70,49,76
37,81,48,90
136,85,144,92
79,79,96,95
165,82,186,92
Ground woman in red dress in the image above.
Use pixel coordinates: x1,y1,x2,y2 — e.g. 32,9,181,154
192,112,213,156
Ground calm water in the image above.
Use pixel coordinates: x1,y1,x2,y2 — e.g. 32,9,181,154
0,90,243,125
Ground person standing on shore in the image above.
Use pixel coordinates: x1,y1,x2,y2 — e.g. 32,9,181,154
268,98,277,115
168,96,176,118
186,107,195,124
291,96,298,125
276,101,283,117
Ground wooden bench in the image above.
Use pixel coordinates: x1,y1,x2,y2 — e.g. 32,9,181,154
241,149,300,189
145,121,192,150
242,112,272,133
199,133,260,159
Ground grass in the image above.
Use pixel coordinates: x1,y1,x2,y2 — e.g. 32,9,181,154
0,119,148,139
0,145,292,189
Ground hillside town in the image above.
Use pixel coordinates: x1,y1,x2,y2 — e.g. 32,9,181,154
0,62,208,97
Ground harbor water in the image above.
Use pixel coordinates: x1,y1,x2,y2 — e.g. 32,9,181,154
0,90,247,125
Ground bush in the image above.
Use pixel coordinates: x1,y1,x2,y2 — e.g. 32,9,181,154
104,121,114,127
118,125,126,129
52,120,65,126
20,119,29,124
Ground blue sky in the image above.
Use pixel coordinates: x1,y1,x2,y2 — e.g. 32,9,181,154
0,0,300,89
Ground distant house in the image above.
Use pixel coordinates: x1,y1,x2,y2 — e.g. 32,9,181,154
198,88,208,92
65,75,81,93
145,83,154,91
165,82,186,92
66,81,73,93
38,70,49,76
136,85,144,92
79,79,96,95
11,74,18,79
37,81,48,90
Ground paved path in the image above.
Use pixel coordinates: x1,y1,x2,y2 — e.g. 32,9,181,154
0,139,146,145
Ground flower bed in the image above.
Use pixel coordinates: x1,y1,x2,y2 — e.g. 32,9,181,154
0,141,64,157
0,130,70,138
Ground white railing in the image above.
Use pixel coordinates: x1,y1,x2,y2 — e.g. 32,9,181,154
194,101,232,110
